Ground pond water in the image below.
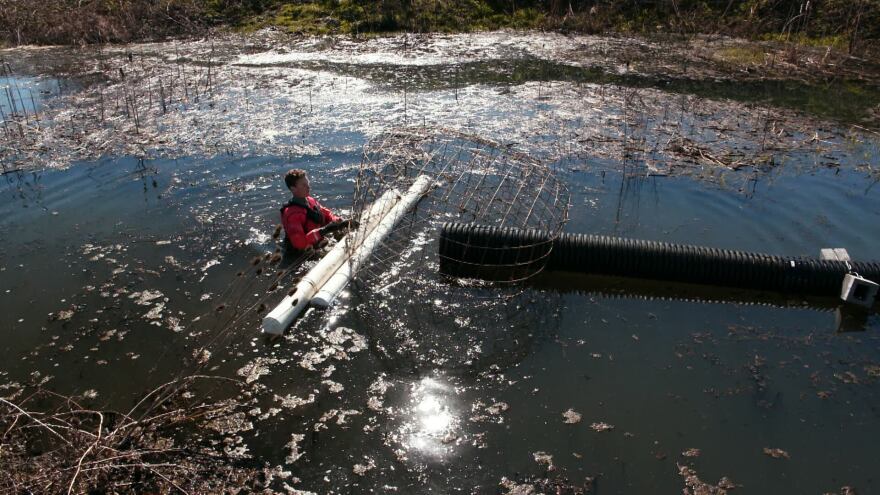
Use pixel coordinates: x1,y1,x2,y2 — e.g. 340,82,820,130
0,74,65,116
2,32,880,493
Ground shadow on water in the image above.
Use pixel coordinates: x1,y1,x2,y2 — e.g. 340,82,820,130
529,271,877,332
243,57,880,125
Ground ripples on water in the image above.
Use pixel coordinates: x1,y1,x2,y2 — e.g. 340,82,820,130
1,32,880,493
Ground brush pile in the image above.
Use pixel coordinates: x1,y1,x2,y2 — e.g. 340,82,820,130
0,378,274,493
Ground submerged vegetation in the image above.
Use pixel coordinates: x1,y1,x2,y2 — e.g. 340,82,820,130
1,0,878,53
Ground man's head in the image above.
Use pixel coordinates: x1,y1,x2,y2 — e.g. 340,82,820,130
284,169,310,198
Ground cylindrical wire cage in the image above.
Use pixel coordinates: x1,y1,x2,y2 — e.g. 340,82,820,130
327,128,570,374
346,128,570,285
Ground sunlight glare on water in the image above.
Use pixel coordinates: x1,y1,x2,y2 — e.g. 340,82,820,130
403,376,459,459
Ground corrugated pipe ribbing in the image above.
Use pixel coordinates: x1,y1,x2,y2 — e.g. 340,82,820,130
438,222,880,297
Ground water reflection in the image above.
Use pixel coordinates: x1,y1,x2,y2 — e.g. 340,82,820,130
530,271,878,332
1,168,46,209
0,74,58,115
402,375,459,459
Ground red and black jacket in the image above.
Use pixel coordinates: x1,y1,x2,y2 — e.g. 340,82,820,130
280,196,339,250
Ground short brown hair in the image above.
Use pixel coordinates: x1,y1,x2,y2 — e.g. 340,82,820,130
284,169,306,189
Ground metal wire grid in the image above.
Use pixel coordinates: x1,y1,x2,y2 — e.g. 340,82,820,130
345,127,570,286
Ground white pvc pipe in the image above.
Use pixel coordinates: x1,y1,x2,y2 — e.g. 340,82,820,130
312,175,433,308
261,188,401,335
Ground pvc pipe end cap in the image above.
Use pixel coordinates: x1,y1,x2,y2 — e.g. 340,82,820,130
311,294,332,308
261,316,286,336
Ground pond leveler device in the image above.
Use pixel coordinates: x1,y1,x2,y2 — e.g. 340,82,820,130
821,248,879,308
840,272,879,308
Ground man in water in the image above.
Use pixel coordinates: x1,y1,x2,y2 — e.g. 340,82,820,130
281,169,355,251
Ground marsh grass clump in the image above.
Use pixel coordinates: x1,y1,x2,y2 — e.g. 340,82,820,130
713,45,767,66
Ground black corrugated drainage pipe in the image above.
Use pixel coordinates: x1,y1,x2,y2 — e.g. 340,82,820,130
438,222,880,298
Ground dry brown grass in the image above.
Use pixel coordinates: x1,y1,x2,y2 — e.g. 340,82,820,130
0,377,266,493
0,0,206,45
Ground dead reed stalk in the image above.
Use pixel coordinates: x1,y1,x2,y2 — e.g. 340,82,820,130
0,377,259,494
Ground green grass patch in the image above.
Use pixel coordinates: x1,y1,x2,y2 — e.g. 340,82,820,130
760,32,850,51
235,0,545,35
714,45,767,65
270,3,335,35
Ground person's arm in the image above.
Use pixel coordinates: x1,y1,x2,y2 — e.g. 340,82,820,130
283,209,322,250
316,201,339,224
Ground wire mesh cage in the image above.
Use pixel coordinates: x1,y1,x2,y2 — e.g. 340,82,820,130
327,128,570,373
345,127,570,286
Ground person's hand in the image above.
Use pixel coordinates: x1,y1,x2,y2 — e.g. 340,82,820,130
333,218,360,231
319,220,344,236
